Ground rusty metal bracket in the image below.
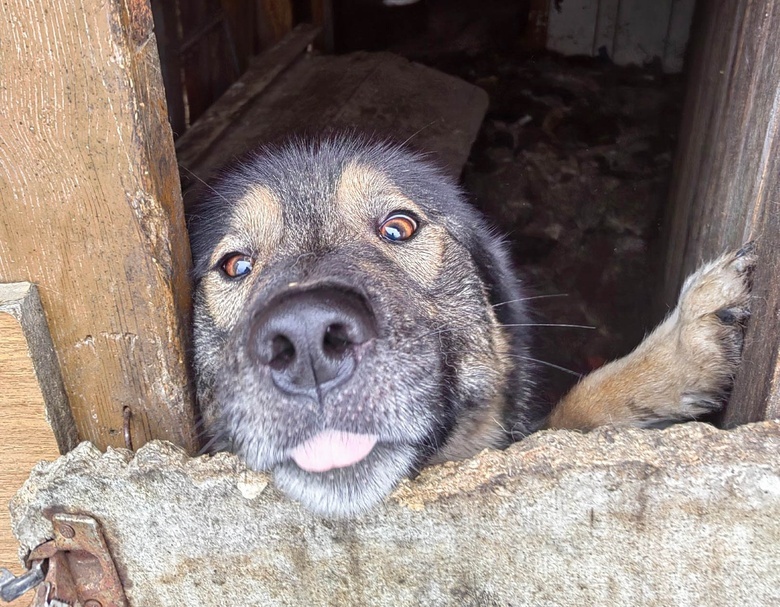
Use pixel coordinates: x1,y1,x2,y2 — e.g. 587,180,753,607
26,513,128,607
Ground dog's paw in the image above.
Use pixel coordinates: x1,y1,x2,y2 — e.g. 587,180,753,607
670,242,755,415
547,243,756,431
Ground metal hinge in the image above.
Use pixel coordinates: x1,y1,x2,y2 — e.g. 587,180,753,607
0,513,127,607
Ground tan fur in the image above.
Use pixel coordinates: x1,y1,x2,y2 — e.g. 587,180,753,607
203,185,283,331
430,394,509,464
547,247,754,430
335,162,445,285
431,318,515,462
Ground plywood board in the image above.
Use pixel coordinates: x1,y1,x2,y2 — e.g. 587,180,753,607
0,0,198,451
0,283,76,606
612,0,673,66
664,0,697,73
546,0,695,72
546,0,600,57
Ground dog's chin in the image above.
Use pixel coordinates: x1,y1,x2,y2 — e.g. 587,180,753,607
272,442,419,518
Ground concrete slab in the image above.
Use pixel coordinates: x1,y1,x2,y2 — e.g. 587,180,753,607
10,422,780,606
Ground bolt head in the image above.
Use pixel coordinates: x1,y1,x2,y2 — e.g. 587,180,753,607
57,523,76,539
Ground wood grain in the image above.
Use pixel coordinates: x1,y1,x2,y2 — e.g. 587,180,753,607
176,23,321,182
178,48,489,194
310,0,335,52
661,0,780,423
0,0,198,452
0,284,75,606
257,0,295,48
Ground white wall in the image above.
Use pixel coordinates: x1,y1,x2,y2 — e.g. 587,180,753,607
546,0,696,72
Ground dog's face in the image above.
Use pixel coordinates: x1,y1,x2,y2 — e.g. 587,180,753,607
188,137,533,517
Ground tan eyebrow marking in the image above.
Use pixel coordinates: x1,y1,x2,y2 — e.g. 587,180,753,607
209,184,283,267
335,162,443,285
335,161,423,220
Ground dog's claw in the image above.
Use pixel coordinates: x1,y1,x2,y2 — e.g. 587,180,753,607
736,240,756,258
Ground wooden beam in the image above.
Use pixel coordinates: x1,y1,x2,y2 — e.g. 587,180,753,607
0,0,198,452
660,0,780,424
0,283,76,606
523,0,550,51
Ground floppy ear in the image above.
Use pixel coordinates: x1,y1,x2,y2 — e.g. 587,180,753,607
461,219,544,437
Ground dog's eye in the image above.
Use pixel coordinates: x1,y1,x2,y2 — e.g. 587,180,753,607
378,213,418,242
220,253,253,279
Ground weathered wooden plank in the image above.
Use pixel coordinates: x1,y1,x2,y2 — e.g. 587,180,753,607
178,49,489,191
223,0,260,71
661,0,780,423
0,0,197,451
310,0,335,52
0,283,77,605
175,23,321,183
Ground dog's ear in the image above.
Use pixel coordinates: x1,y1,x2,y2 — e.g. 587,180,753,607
459,216,544,437
465,220,527,325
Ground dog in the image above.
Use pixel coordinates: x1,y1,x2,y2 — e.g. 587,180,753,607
187,135,754,518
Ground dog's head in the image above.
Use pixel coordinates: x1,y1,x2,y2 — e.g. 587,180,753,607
188,136,534,517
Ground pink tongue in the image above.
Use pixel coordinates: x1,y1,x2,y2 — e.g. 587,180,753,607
291,430,378,473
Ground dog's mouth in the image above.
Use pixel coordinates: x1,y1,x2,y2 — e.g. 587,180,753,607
289,429,379,472
272,432,419,518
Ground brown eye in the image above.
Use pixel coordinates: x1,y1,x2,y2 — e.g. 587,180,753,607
378,212,418,242
220,253,253,279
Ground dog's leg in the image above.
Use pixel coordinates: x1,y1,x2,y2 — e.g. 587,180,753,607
546,244,756,430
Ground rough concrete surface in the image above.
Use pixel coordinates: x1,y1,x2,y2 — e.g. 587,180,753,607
10,422,780,606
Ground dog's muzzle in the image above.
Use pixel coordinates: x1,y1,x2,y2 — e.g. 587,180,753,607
247,284,380,473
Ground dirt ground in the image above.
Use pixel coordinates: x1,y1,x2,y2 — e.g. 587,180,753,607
381,0,687,402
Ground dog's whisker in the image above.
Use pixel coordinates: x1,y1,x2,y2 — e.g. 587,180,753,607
179,163,232,205
198,432,228,455
490,415,509,434
509,354,583,378
407,325,458,345
399,121,438,147
502,322,596,330
492,293,570,307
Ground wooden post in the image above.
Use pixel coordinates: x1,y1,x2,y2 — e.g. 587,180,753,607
661,0,780,424
257,0,295,47
0,0,198,452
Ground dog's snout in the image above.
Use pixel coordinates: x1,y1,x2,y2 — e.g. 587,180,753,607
250,287,376,398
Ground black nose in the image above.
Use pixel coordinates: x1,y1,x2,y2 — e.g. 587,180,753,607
249,286,377,398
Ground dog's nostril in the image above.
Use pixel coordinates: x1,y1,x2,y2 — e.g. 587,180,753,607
323,323,351,356
270,335,295,369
